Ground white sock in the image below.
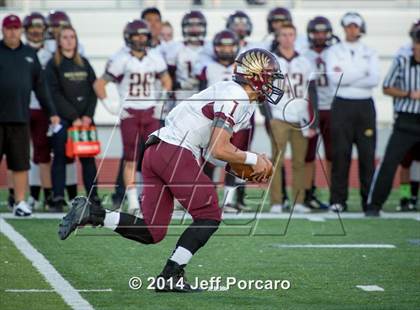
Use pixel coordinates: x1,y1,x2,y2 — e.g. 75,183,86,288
103,212,120,230
29,161,41,186
170,246,193,266
223,186,236,205
127,188,139,209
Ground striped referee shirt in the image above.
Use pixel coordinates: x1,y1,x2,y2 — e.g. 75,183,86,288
383,54,420,114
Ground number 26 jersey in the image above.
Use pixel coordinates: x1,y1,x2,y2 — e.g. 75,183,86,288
104,47,168,110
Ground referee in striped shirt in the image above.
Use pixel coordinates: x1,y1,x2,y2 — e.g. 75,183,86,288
366,28,420,216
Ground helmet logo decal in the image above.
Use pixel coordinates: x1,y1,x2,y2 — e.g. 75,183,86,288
241,51,270,76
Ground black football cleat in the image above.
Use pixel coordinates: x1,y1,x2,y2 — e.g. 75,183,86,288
49,197,66,213
58,196,105,240
365,204,381,217
365,209,380,217
155,261,202,293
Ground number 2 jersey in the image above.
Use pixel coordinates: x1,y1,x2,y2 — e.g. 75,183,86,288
104,47,167,110
271,52,315,123
153,80,256,159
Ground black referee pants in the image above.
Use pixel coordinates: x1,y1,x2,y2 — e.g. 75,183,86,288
330,97,376,210
368,113,420,209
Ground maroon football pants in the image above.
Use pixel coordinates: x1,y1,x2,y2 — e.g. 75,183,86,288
141,141,222,243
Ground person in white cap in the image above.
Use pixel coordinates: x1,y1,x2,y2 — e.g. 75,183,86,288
326,12,380,213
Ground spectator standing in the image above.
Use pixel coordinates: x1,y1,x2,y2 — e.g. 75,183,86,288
46,25,100,211
0,14,58,216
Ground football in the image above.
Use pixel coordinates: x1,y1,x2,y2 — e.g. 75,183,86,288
230,161,273,181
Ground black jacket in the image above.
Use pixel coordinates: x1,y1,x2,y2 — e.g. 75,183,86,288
0,40,56,123
46,55,97,122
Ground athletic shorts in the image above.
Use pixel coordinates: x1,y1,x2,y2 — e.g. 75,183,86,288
0,123,30,171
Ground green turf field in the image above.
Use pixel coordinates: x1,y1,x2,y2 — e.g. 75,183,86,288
0,186,404,213
1,188,419,310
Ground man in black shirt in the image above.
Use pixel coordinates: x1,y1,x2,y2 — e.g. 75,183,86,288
0,15,59,216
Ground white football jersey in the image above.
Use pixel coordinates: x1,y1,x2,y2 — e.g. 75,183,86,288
193,42,253,86
30,46,53,110
304,48,335,110
155,40,176,60
200,58,234,86
105,48,167,110
271,52,316,124
154,81,255,159
165,41,209,99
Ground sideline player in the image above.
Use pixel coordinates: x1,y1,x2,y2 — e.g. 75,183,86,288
23,12,77,211
94,20,172,214
226,11,253,52
166,10,208,100
261,7,308,53
269,23,318,213
59,48,282,292
303,16,338,210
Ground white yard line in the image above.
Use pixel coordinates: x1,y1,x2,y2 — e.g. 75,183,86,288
306,216,326,222
356,285,385,292
0,218,94,310
272,244,396,249
5,289,112,293
1,212,419,220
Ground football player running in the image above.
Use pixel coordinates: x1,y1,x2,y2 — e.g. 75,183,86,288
59,48,281,292
94,20,172,215
197,30,254,212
